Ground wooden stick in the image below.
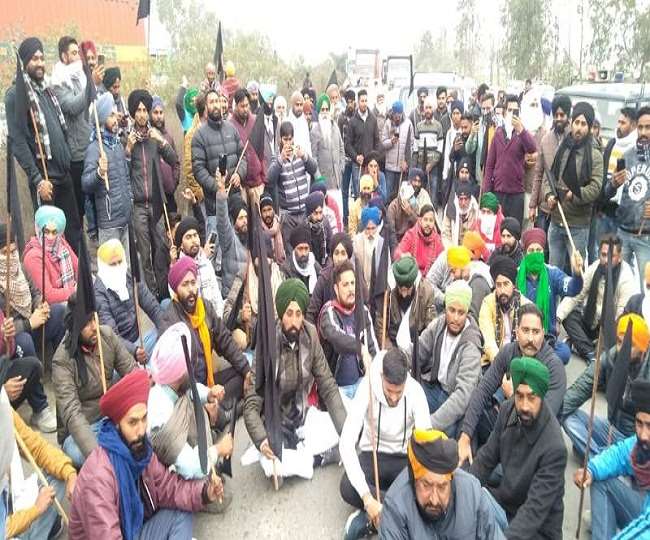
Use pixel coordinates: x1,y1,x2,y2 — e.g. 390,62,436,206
29,110,49,184
638,218,646,237
272,458,279,491
226,140,250,196
380,289,389,350
92,102,110,192
132,280,145,353
366,368,382,503
4,216,11,350
556,199,578,255
13,427,69,526
575,333,604,539
210,464,223,504
41,227,46,367
161,200,173,249
94,312,107,394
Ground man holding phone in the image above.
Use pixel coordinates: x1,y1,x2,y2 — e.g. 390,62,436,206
482,95,537,225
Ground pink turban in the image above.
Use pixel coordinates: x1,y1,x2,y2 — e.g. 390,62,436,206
168,256,198,292
150,323,191,385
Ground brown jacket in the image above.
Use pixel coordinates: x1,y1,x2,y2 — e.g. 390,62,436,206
387,197,418,244
530,128,566,214
52,325,137,457
184,115,204,202
523,126,546,193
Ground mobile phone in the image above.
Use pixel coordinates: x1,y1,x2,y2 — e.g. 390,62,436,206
208,232,217,245
218,155,227,177
616,158,626,172
513,110,519,118
97,54,105,66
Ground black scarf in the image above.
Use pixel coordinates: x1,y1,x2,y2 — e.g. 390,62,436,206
308,219,327,266
584,262,621,328
551,133,593,200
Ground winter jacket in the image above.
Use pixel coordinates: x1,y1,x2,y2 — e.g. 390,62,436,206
561,346,650,436
523,126,546,193
244,320,346,448
345,110,380,161
69,446,205,540
624,292,644,316
587,435,650,540
191,117,247,215
606,145,650,233
22,235,78,304
215,191,248,297
531,127,567,215
229,114,266,188
311,120,345,189
378,277,436,350
542,139,604,227
382,117,414,172
52,326,137,452
337,110,355,163
465,120,496,186
441,199,479,248
94,274,162,355
82,134,133,229
479,291,531,364
380,468,506,540
557,260,637,329
158,128,181,196
470,399,567,540
394,223,444,277
521,264,583,335
51,71,91,162
159,299,251,386
483,126,537,194
184,116,204,202
267,153,318,214
386,198,418,243
460,341,566,439
317,300,378,386
418,315,482,430
307,218,333,267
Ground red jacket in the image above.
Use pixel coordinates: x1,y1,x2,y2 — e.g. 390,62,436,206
69,446,205,540
22,236,78,304
229,114,266,188
394,222,444,276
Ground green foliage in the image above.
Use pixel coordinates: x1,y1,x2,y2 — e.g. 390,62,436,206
414,30,456,74
455,0,480,77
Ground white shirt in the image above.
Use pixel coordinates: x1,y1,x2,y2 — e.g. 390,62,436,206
438,329,462,386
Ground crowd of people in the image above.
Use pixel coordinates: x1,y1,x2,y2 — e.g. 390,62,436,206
2,32,650,539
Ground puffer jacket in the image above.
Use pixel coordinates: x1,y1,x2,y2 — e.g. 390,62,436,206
22,235,78,304
382,117,414,172
82,132,133,229
191,117,247,215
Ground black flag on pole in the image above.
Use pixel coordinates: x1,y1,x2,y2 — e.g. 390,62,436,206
606,318,633,422
214,22,224,82
249,109,266,162
327,70,338,87
6,138,24,251
128,226,141,284
136,0,150,24
601,239,617,352
68,236,96,358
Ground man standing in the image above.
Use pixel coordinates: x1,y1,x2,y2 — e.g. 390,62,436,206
345,90,380,198
409,87,429,134
465,92,497,188
433,87,451,138
150,96,181,213
216,187,249,297
244,279,347,481
558,234,638,364
482,95,537,225
311,94,345,198
415,97,444,201
380,429,506,539
544,102,604,270
339,90,357,224
69,370,223,539
607,106,650,286
51,35,91,231
418,281,482,437
5,37,81,253
340,348,431,539
287,91,311,154
382,102,413,200
470,357,567,539
442,100,465,182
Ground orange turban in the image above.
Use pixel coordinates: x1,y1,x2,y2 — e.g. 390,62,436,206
617,314,650,353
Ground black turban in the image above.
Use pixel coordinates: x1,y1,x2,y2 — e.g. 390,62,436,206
128,89,153,118
174,217,200,248
500,216,521,240
551,94,572,116
228,196,248,224
572,101,595,129
330,232,353,258
490,255,518,285
408,430,458,478
631,379,650,414
18,37,43,65
289,224,311,249
102,67,121,90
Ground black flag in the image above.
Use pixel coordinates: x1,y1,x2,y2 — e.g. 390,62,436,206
220,397,238,478
601,239,617,352
369,236,389,323
408,54,415,97
69,236,96,358
327,70,338,87
252,204,282,459
214,22,224,82
354,255,367,365
181,334,208,475
249,109,266,162
606,318,633,422
6,138,24,251
128,226,141,284
136,0,150,24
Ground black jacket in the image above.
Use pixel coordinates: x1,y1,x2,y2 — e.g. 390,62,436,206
345,110,380,161
470,399,567,539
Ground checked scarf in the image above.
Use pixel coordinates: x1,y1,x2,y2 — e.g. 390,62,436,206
39,232,75,289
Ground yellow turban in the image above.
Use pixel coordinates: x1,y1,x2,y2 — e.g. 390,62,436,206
447,246,471,270
407,429,457,480
360,174,374,191
617,314,650,353
97,239,125,265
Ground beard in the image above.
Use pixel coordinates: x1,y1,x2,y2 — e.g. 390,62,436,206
129,435,148,459
497,293,512,310
282,326,300,343
361,192,371,202
208,109,222,124
502,242,515,254
152,119,165,130
516,409,537,427
237,230,249,247
295,254,310,269
179,291,197,313
553,120,566,134
320,116,332,143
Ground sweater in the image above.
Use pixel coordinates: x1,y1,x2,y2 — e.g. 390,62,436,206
267,154,318,214
483,126,537,194
22,235,78,304
606,145,650,233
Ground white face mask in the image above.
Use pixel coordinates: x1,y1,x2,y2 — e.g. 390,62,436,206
479,213,498,239
97,260,129,301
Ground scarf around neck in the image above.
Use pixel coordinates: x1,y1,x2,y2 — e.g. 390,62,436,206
98,419,152,540
292,251,317,293
517,252,551,332
631,442,650,490
584,262,621,328
261,217,285,263
0,252,32,319
185,297,215,386
551,133,593,199
38,233,75,289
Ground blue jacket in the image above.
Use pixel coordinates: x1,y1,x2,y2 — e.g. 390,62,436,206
588,435,650,539
94,274,162,355
523,264,583,334
82,132,133,229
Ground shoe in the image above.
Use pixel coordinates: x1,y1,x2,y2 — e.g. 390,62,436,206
319,446,341,467
32,406,57,433
48,516,63,539
344,509,374,540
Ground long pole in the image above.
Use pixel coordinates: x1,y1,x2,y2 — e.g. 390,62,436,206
380,289,389,350
14,427,69,526
4,216,11,350
94,312,107,394
556,199,578,255
132,281,145,353
29,110,49,184
40,227,46,364
226,140,250,196
575,333,604,539
92,102,110,191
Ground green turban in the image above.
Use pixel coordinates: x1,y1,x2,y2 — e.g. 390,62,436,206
393,256,418,287
316,94,331,113
275,278,309,318
184,87,199,116
480,192,499,213
444,280,472,312
510,356,550,398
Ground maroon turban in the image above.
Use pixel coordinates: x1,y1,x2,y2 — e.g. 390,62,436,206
522,228,547,251
168,256,198,292
99,370,150,424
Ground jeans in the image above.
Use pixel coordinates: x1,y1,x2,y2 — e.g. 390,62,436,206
554,340,571,366
589,212,618,264
422,381,460,438
339,381,361,401
14,302,66,356
85,196,98,235
63,419,104,467
481,487,509,532
562,410,625,460
495,192,524,226
548,221,589,274
98,225,130,265
2,356,47,414
591,476,644,540
562,309,599,359
341,162,353,224
619,228,650,289
138,509,194,540
384,171,403,203
0,488,7,540
135,329,159,361
17,475,65,540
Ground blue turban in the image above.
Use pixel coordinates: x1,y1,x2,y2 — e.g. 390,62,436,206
450,100,464,113
95,92,114,126
408,167,425,181
392,101,404,114
152,95,164,111
361,206,382,228
35,205,66,234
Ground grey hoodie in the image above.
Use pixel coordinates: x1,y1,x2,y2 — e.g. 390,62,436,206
607,144,650,232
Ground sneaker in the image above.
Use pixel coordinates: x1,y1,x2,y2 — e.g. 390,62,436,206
319,446,341,467
344,509,373,540
32,406,57,433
